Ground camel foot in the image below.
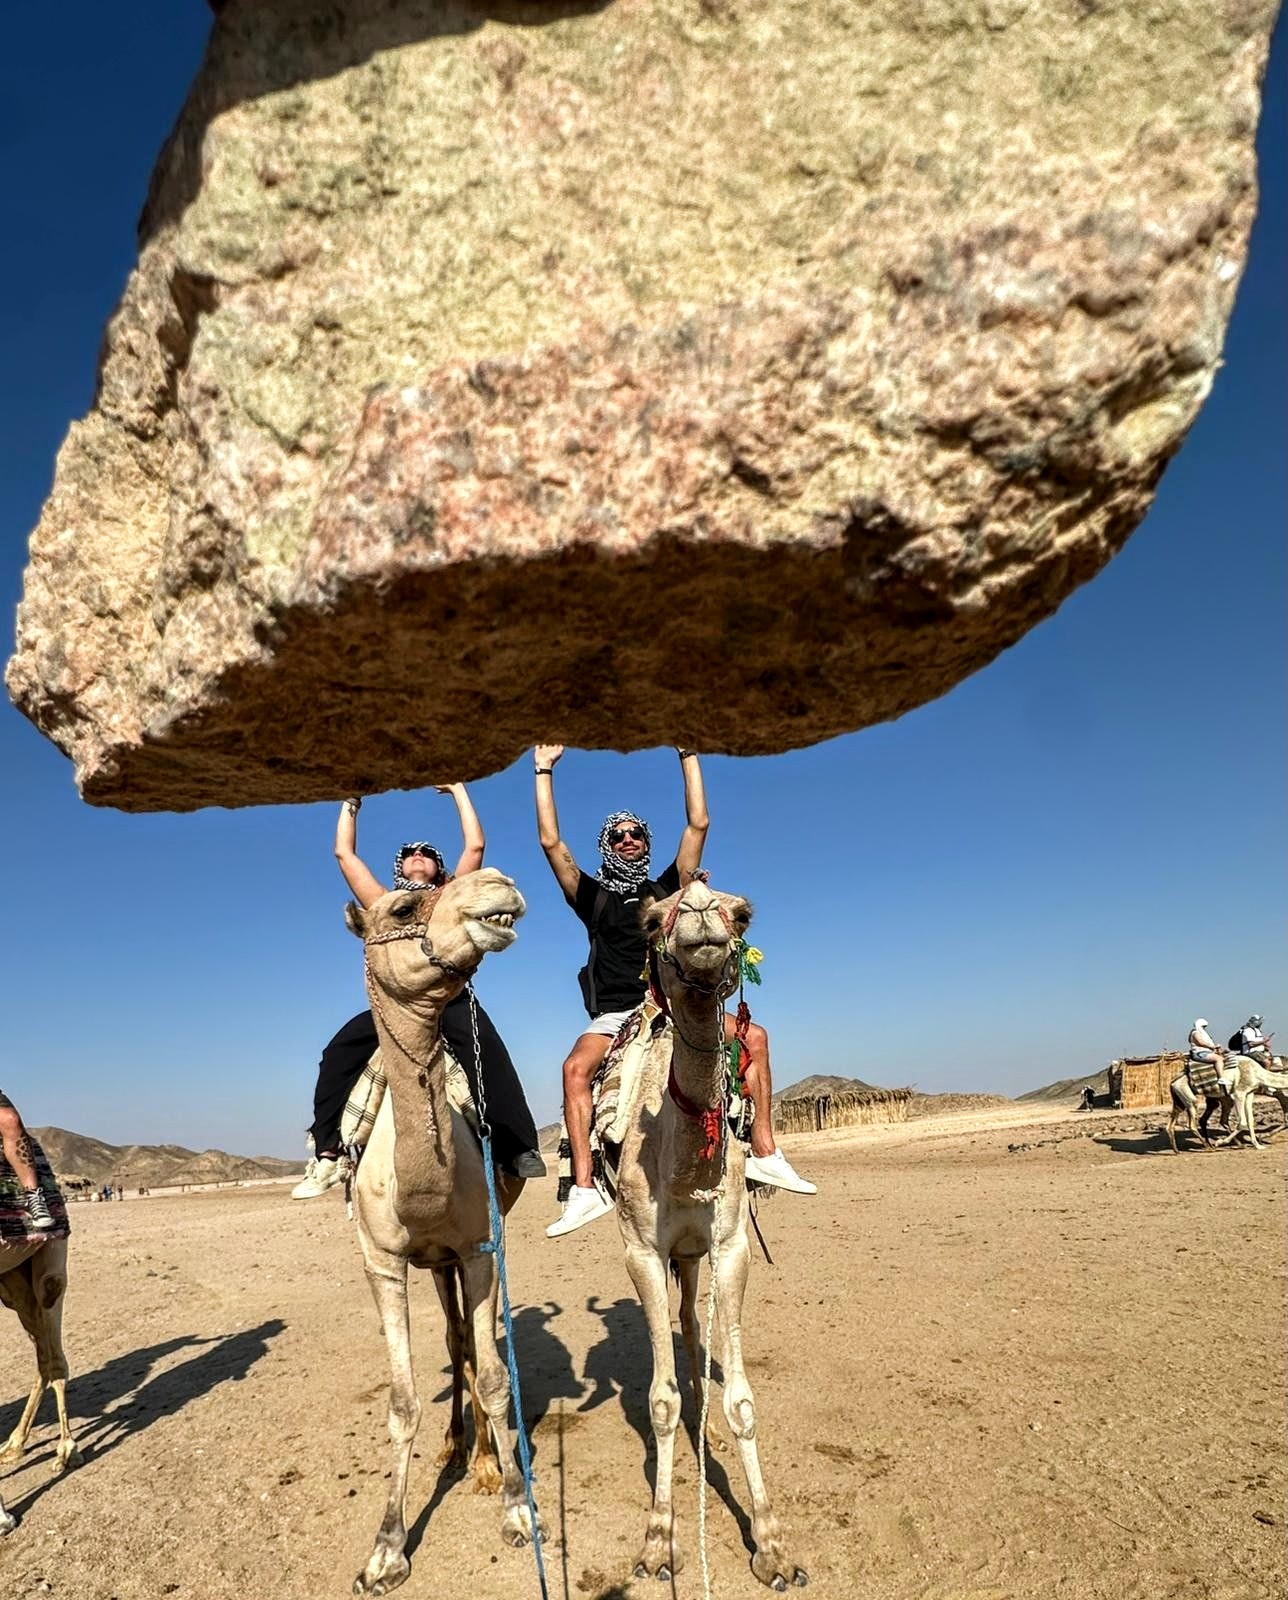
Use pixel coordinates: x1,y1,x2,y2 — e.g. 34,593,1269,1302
471,1457,503,1496
633,1519,683,1580
752,1548,809,1591
353,1548,410,1597
0,1510,16,1537
500,1502,545,1548
56,1441,81,1473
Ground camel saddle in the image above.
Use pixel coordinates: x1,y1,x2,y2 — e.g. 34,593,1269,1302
340,1046,480,1156
1185,1059,1224,1096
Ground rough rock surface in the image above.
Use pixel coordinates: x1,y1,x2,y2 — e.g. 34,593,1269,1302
6,0,1280,810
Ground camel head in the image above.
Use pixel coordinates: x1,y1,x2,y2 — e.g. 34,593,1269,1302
641,875,752,998
346,868,525,1005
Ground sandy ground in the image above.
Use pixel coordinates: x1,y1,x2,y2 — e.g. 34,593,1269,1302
1,1103,1284,1600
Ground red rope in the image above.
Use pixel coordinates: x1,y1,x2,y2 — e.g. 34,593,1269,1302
667,1062,725,1161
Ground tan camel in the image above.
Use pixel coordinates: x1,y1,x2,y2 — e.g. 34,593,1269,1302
344,868,541,1597
1165,1063,1236,1153
0,1233,79,1535
613,875,806,1591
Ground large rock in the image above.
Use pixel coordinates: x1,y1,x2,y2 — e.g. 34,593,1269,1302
6,0,1279,810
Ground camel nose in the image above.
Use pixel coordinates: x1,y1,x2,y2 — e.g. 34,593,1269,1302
680,881,716,913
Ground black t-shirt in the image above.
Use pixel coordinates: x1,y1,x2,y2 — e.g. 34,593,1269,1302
567,861,682,1016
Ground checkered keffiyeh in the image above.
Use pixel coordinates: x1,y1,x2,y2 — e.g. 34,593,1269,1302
593,812,653,893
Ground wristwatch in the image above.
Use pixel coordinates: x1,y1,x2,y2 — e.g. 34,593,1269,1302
534,766,553,776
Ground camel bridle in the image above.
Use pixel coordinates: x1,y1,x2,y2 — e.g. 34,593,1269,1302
362,888,477,1136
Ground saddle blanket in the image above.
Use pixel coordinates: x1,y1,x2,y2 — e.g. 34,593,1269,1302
553,1000,756,1203
340,1045,479,1154
0,1135,70,1246
1186,1061,1224,1096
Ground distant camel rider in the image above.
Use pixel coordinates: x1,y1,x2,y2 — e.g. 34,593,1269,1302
1232,1014,1273,1064
534,744,816,1240
291,786,544,1200
1188,1018,1223,1067
0,1089,55,1230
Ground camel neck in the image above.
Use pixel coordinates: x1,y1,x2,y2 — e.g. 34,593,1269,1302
666,987,727,1163
366,986,457,1180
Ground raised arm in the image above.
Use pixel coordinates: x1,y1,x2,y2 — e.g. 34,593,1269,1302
674,748,710,881
534,745,581,898
334,798,386,909
438,783,485,878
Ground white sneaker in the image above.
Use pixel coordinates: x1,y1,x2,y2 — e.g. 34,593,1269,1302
546,1184,614,1238
24,1188,56,1230
291,1155,345,1199
745,1148,817,1195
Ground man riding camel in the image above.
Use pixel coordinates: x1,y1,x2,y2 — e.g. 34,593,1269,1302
534,744,815,1239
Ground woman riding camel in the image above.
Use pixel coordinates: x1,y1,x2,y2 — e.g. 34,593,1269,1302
292,785,545,1199
534,744,815,1238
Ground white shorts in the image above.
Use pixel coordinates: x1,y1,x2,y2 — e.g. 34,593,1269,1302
581,1008,638,1040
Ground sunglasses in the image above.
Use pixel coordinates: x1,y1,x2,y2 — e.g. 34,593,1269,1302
609,826,646,845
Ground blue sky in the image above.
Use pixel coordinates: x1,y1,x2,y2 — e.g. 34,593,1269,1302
1,10,1283,1156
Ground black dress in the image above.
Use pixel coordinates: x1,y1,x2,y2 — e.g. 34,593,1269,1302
308,990,540,1173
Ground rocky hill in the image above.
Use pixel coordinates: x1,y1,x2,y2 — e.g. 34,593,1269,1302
32,1127,303,1189
1018,1070,1112,1103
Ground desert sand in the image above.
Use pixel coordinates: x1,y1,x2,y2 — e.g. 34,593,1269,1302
2,1103,1284,1600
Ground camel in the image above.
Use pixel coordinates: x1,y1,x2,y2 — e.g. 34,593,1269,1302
0,1232,79,1535
612,874,806,1591
1166,1065,1236,1153
344,867,541,1597
1213,1055,1288,1149
1167,1055,1288,1152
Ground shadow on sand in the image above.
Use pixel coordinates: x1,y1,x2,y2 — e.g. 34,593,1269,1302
1,1319,286,1519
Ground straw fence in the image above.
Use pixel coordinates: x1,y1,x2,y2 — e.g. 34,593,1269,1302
775,1087,912,1134
1107,1053,1187,1110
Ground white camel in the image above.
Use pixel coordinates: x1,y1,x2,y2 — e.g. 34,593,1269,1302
612,875,806,1591
1,1230,79,1534
344,868,541,1597
1214,1055,1288,1149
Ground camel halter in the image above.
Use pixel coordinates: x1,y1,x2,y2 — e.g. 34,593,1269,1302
362,888,475,1138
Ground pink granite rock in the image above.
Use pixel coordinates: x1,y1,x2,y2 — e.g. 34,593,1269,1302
6,0,1280,809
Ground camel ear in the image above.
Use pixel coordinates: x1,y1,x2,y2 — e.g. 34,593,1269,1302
344,901,366,939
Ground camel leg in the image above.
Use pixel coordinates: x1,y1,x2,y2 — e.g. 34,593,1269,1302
50,1378,78,1472
430,1267,469,1471
675,1259,721,1454
712,1232,808,1591
1,1375,45,1463
462,1317,503,1496
624,1244,685,1580
0,1494,14,1536
459,1252,539,1546
354,1260,420,1598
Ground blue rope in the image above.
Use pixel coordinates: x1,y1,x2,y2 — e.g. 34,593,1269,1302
479,1127,550,1600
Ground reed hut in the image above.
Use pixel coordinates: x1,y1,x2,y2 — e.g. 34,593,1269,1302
1106,1053,1185,1110
775,1086,912,1134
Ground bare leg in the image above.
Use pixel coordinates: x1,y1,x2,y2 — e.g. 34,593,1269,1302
459,1252,540,1544
624,1244,685,1579
0,1109,39,1192
354,1259,420,1597
562,1033,613,1188
712,1226,807,1591
725,1017,777,1159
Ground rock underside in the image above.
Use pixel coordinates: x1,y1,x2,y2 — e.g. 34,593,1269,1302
5,0,1280,810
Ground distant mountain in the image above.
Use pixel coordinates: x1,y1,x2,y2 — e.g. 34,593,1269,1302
772,1073,884,1101
31,1127,304,1188
1017,1069,1111,1103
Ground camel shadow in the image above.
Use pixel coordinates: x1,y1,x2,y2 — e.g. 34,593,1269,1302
2,1319,286,1519
1094,1127,1182,1156
579,1294,753,1558
159,2,617,242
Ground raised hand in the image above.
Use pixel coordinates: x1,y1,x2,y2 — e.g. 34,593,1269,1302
535,744,564,768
